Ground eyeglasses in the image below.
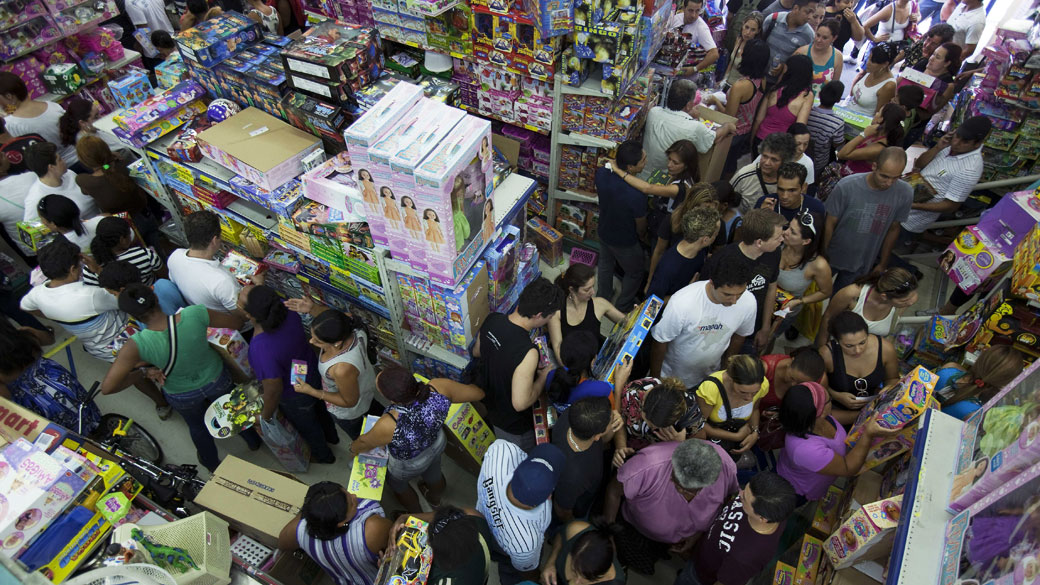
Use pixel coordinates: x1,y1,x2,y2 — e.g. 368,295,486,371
797,211,816,236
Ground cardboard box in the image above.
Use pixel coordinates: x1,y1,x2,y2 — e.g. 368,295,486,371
694,105,736,183
197,107,324,192
195,455,307,548
793,534,824,585
591,295,663,385
0,396,67,448
942,225,1016,295
41,63,86,96
773,562,796,585
301,152,366,220
810,485,848,538
824,495,903,569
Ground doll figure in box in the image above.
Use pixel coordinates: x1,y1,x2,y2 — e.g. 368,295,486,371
951,457,990,500
359,169,378,206
482,199,495,242
381,186,402,228
424,209,445,252
401,196,423,240
451,175,471,251
479,136,491,167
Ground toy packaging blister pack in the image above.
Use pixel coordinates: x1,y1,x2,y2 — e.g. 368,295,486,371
348,415,388,500
301,151,367,220
204,382,264,438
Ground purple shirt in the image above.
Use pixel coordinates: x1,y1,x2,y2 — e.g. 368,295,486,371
777,416,847,500
247,311,321,398
618,441,739,543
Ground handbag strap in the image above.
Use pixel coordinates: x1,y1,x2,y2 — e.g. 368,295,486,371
712,376,735,422
162,314,178,378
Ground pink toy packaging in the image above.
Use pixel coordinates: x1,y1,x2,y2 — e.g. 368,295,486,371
343,81,424,245
388,100,466,267
413,115,494,287
301,151,366,221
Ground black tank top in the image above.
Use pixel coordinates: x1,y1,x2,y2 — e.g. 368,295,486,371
561,299,605,345
829,335,886,397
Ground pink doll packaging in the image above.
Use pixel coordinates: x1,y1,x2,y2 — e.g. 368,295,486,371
343,81,424,246
388,100,466,268
413,115,494,287
301,151,366,221
950,417,1040,513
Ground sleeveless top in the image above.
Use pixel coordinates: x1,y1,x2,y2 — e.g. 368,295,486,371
759,353,792,411
735,78,764,136
251,6,279,33
841,135,886,174
561,299,604,344
852,285,897,337
756,93,803,139
777,261,814,298
296,499,384,585
318,329,376,421
849,75,893,115
555,526,626,585
810,48,837,96
877,3,912,42
829,336,886,397
386,391,451,460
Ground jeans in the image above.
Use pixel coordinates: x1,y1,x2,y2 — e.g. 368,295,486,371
918,0,943,23
598,240,646,312
675,560,705,585
493,426,537,452
334,415,365,440
387,430,446,492
280,392,337,462
162,368,262,471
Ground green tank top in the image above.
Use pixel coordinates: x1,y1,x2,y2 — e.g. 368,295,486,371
132,305,224,394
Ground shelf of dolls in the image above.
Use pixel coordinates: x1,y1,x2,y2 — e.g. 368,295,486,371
0,14,63,61
0,0,50,32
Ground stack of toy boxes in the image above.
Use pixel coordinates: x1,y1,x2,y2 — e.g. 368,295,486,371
111,79,208,147
156,54,189,88
397,258,489,355
230,176,306,217
322,0,375,26
471,4,561,81
175,11,262,68
460,58,522,123
570,0,646,97
521,0,573,38
301,151,367,223
1011,223,1040,302
515,75,553,131
554,200,598,241
558,144,610,193
372,0,427,45
280,21,382,106
425,3,474,54
281,91,355,148
484,225,520,312
638,0,672,66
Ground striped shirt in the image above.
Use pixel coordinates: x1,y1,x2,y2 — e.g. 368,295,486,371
296,499,384,585
807,106,846,173
476,440,551,572
902,146,984,233
83,246,164,287
731,161,777,213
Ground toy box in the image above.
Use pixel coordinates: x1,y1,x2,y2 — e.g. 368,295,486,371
591,295,662,385
845,366,938,459
175,11,262,68
109,67,152,109
155,56,189,89
280,92,351,144
1012,223,1040,302
281,26,380,84
374,517,432,585
197,107,324,191
444,401,495,470
348,415,388,500
949,416,1040,512
221,249,263,284
112,100,207,148
411,115,493,285
207,327,254,382
975,189,1040,247
810,485,848,538
301,152,366,220
793,534,824,585
773,562,795,585
526,216,563,266
824,495,903,569
942,225,1015,295
112,79,206,134
41,62,85,96
230,177,305,216
16,221,50,252
438,258,489,350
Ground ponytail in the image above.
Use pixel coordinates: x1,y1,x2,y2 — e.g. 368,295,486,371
312,309,378,364
547,331,600,404
90,216,130,266
244,285,287,331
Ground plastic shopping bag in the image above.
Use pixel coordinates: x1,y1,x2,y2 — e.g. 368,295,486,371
259,412,310,473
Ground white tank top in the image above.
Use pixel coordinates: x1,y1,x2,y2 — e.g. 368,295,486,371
853,285,897,337
318,329,376,420
849,74,892,115
877,3,911,42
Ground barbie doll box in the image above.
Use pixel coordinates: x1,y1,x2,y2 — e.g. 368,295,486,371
301,153,366,221
412,115,495,286
342,80,423,164
824,495,903,569
949,417,1040,513
941,225,1015,295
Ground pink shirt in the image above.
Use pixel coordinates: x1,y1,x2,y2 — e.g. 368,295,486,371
618,441,739,543
777,416,847,500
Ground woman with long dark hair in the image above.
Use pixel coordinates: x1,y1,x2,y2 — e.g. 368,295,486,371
712,39,770,177
837,103,906,174
36,194,92,251
605,138,701,237
773,211,831,340
83,216,163,286
74,135,160,248
752,54,814,151
817,311,900,425
847,43,898,116
241,285,339,464
547,263,624,362
818,267,919,345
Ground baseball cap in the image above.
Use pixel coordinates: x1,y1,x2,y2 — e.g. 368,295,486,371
510,444,566,507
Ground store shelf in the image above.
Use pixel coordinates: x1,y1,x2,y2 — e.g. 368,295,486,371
558,71,612,98
403,334,469,369
40,50,143,102
886,409,962,585
555,188,597,203
557,131,616,148
458,104,549,135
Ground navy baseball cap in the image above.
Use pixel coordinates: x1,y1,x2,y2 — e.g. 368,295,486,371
511,443,566,507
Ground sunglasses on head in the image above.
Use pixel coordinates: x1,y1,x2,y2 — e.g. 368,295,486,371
881,279,915,297
797,211,816,235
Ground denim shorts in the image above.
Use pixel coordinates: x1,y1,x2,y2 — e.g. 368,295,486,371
387,429,446,488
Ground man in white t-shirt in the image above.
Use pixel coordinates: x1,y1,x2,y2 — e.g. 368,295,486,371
477,441,565,585
23,141,99,222
640,80,735,179
125,0,174,34
947,0,985,55
167,210,247,317
669,0,719,77
0,164,38,258
650,260,757,387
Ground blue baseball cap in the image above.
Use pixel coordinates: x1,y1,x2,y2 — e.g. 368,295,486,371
511,443,566,507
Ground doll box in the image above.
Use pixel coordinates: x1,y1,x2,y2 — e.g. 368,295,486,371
343,81,424,160
793,534,824,585
810,485,849,538
591,295,663,385
197,108,324,192
113,79,206,133
1011,223,1040,302
824,495,903,569
207,327,254,382
846,365,938,448
301,153,366,221
949,417,1040,512
411,115,494,285
975,189,1040,248
175,11,263,68
942,225,1015,295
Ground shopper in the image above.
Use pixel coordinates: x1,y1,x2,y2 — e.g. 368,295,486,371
722,12,765,87
898,43,961,147
837,103,907,175
755,162,824,222
168,210,247,316
755,124,816,190
805,81,847,176
935,345,1023,420
476,441,565,585
695,355,769,458
0,116,44,176
59,99,126,156
75,136,158,248
245,0,281,33
23,142,98,222
0,149,38,263
822,0,865,54
898,23,954,72
0,319,101,433
240,285,338,465
606,439,738,574
423,505,500,585
180,0,223,29
713,38,770,178
762,0,817,81
83,216,163,286
732,132,797,213
647,207,721,302
640,79,735,180
752,56,814,152
946,0,985,55
818,311,900,425
0,73,76,165
474,277,562,450
773,211,832,339
278,481,391,585
615,373,705,465
551,397,614,523
151,30,178,59
651,259,756,387
822,147,912,292
795,18,843,95
548,263,625,361
125,0,174,35
669,0,719,75
287,298,377,440
103,284,262,470
777,382,897,502
594,140,648,313
675,472,797,585
846,44,898,117
36,195,95,251
541,522,625,585
819,268,919,344
606,139,702,240
546,331,615,411
349,365,484,512
861,0,919,51
759,348,828,416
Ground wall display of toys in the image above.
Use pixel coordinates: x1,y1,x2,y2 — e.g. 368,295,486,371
452,57,553,132
0,0,120,62
560,87,650,142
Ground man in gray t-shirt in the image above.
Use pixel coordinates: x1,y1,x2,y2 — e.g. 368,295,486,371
763,0,816,80
822,147,912,294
